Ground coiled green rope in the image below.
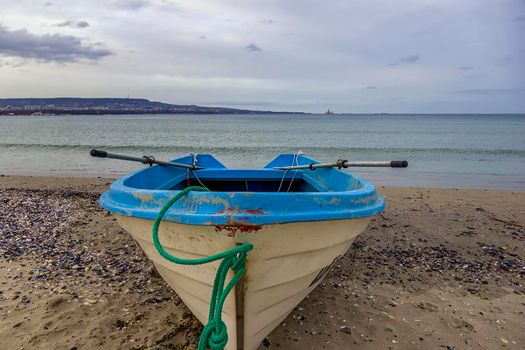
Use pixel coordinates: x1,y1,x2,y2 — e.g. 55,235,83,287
152,186,253,350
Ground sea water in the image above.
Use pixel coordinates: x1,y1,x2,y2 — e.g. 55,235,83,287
0,114,524,189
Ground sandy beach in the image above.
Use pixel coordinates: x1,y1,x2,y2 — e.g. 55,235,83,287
0,175,523,350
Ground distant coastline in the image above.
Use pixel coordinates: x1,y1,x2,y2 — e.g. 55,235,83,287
0,97,306,116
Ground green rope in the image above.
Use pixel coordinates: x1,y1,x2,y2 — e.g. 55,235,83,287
152,186,253,350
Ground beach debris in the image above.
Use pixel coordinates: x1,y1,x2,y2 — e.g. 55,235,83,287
339,325,352,335
0,188,172,298
1,185,524,349
262,337,271,347
0,187,203,348
417,301,438,311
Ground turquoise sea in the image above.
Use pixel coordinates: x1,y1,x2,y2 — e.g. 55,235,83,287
0,114,524,189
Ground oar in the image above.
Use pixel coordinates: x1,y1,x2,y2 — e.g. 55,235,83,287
90,149,204,170
274,159,408,171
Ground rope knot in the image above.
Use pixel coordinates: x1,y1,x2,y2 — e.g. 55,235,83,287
201,319,228,350
230,251,247,272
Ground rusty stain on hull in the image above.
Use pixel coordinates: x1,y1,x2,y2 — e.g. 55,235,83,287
214,223,263,236
245,209,265,215
214,207,264,236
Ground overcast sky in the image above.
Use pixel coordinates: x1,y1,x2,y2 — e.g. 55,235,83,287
0,0,524,113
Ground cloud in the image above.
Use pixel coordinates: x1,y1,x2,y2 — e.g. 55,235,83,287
495,55,511,66
0,24,112,63
459,66,473,70
245,43,262,52
260,19,276,25
55,20,90,28
116,0,149,11
2,0,524,113
459,89,516,95
514,15,525,22
44,2,52,6
366,86,377,89
0,58,24,68
387,54,419,66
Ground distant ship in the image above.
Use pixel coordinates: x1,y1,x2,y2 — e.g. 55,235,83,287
325,109,334,115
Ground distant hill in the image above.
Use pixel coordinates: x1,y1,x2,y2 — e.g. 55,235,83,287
0,97,304,115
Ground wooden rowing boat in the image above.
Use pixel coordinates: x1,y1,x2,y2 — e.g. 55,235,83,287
99,153,384,349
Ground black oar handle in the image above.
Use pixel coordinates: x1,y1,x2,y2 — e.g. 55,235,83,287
90,149,108,158
275,159,409,170
89,149,203,170
390,160,408,168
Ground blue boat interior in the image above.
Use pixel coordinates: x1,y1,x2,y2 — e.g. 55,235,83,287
171,177,318,192
122,153,364,193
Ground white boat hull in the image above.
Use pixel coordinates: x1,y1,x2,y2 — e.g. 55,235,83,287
116,215,370,350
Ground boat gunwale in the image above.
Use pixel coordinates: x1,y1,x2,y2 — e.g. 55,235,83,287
99,154,385,225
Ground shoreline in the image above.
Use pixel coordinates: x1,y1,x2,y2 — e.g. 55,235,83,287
0,176,524,349
1,174,524,192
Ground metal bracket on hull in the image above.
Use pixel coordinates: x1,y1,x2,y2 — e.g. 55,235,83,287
235,274,245,349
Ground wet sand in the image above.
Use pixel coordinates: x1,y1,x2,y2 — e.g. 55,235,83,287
0,175,523,349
